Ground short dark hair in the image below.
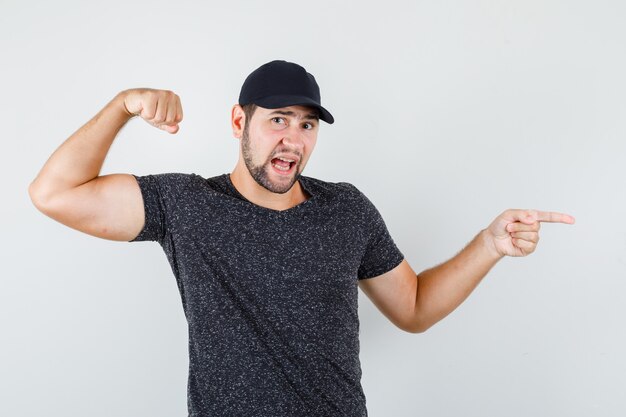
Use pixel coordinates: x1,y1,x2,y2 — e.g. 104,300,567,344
242,103,257,130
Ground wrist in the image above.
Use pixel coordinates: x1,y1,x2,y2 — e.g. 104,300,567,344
478,229,505,262
114,90,136,119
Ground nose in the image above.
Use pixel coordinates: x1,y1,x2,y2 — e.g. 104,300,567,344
281,126,306,151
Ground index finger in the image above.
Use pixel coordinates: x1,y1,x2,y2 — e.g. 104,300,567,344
535,210,576,224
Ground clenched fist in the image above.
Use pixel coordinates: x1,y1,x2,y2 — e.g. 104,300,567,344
121,88,183,134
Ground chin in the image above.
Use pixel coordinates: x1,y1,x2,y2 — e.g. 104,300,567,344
265,169,301,194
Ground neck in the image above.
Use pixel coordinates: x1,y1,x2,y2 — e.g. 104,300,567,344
229,162,309,211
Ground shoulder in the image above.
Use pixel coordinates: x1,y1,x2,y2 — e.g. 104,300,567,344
300,175,377,212
133,172,217,188
300,175,363,197
133,172,198,184
132,172,213,202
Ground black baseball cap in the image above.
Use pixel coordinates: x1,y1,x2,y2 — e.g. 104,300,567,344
238,60,334,124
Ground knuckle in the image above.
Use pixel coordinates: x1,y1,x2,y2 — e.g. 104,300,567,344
144,90,158,101
142,107,156,120
141,102,157,116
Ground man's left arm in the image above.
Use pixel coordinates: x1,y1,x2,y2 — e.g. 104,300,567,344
358,209,575,334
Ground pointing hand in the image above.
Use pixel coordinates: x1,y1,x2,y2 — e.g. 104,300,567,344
484,209,575,258
122,88,183,134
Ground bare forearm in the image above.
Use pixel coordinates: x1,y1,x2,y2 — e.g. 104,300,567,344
29,92,132,203
412,229,503,332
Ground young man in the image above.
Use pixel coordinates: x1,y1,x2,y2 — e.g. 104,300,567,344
29,60,574,416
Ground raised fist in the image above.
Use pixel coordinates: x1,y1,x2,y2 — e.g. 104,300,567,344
122,88,183,134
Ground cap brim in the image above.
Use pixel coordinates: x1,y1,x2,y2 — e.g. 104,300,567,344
246,94,334,124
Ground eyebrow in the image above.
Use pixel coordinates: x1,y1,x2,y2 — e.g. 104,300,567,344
268,110,319,121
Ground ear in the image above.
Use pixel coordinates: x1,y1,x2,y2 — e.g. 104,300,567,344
231,104,245,139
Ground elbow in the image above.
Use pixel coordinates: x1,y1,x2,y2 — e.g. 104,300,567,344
28,181,41,207
404,324,430,334
28,180,52,213
402,317,433,334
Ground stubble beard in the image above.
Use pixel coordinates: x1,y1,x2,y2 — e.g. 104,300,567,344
241,126,302,194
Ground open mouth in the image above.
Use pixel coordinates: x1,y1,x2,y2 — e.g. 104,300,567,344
271,157,296,174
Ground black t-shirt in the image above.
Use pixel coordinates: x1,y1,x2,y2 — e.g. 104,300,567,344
130,173,404,417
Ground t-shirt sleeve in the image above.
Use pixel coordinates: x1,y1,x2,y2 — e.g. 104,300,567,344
128,174,168,243
354,188,405,280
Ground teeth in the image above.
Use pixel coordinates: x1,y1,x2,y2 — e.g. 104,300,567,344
278,157,295,162
272,162,290,171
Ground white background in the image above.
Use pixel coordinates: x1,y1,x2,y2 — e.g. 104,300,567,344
2,1,625,416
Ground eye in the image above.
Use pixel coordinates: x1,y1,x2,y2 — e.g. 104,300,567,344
303,122,315,130
271,117,285,124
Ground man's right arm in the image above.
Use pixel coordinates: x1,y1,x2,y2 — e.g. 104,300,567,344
28,89,183,241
